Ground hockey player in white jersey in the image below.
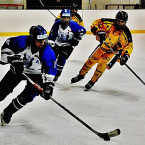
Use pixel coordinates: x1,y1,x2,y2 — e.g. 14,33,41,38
0,25,57,125
48,9,86,81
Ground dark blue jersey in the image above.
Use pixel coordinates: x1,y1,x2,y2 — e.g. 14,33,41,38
48,20,86,45
1,36,57,77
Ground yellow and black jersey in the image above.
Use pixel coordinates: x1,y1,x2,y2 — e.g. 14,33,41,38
91,18,133,56
91,19,113,33
71,13,84,27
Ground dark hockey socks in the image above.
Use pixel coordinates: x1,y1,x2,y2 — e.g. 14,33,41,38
1,96,26,125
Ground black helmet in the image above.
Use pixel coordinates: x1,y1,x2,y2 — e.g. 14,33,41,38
29,25,47,40
115,11,128,22
71,3,78,10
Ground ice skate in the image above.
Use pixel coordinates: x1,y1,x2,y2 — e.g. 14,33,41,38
53,75,59,82
71,74,84,84
1,111,12,126
84,80,95,91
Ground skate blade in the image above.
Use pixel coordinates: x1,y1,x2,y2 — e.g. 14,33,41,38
1,112,7,126
1,119,6,126
84,88,91,91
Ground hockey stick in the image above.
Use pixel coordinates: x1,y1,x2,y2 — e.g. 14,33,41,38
39,0,57,18
22,73,120,141
0,60,7,65
103,41,145,85
0,59,120,140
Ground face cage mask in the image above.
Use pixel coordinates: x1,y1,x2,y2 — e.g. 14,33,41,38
31,38,47,50
61,16,71,25
115,19,127,29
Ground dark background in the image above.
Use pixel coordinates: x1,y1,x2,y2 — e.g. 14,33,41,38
26,0,82,9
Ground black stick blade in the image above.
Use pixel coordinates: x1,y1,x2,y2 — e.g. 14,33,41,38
97,128,121,141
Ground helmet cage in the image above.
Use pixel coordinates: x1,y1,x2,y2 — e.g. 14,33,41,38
115,11,128,28
60,9,71,25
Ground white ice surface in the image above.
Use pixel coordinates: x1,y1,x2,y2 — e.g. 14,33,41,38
0,34,145,145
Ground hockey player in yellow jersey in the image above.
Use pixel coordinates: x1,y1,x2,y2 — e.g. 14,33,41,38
71,11,133,90
70,3,84,27
56,3,84,27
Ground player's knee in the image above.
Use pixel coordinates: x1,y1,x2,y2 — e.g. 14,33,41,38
16,94,35,106
86,59,96,66
97,62,107,72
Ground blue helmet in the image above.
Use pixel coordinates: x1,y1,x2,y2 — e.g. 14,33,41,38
29,25,47,40
60,9,71,26
61,9,71,17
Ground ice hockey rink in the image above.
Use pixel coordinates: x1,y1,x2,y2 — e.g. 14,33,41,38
0,33,145,145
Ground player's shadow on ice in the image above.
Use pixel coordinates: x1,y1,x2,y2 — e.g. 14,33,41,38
70,85,141,101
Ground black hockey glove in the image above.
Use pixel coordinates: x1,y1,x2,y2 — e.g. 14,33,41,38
120,54,129,65
97,31,106,44
70,37,79,47
91,26,98,35
42,82,55,100
8,55,24,74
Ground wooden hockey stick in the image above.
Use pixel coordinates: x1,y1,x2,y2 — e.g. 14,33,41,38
39,0,57,18
103,41,145,85
0,59,121,140
22,73,120,141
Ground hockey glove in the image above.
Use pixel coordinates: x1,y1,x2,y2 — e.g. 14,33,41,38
8,55,24,74
42,82,55,100
97,31,106,43
91,26,98,35
48,40,55,48
120,54,129,65
70,38,79,47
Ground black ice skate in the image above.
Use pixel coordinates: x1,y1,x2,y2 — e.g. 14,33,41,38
53,75,59,82
71,74,84,84
85,80,95,90
1,111,12,126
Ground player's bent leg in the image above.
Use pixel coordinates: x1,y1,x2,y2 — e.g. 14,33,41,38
71,46,101,84
1,82,39,126
80,59,96,76
85,61,107,90
53,55,66,82
0,71,22,102
71,58,97,84
1,95,27,126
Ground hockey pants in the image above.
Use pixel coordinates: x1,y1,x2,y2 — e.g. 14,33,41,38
54,46,74,77
79,47,114,83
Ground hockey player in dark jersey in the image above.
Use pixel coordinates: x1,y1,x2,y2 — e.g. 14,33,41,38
71,11,133,90
70,3,84,27
48,9,86,81
0,25,57,125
